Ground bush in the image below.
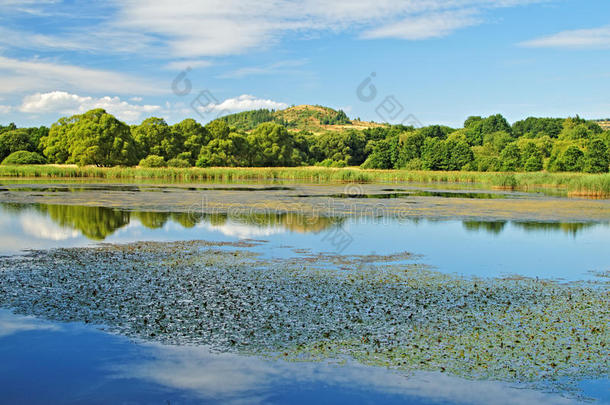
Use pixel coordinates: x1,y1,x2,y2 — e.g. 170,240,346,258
167,158,191,168
1,151,46,165
524,155,543,172
139,155,166,168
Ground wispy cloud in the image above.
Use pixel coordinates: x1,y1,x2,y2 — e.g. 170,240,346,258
19,91,161,122
520,26,610,49
361,10,481,40
163,60,212,71
219,59,308,79
0,56,162,95
1,0,549,58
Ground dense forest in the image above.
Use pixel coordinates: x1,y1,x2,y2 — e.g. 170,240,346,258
1,106,609,173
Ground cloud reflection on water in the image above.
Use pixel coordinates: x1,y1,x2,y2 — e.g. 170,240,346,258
113,342,580,405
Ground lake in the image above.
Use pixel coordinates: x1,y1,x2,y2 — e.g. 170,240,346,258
0,181,608,404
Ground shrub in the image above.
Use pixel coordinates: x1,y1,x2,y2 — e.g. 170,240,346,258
524,155,543,172
139,155,166,168
1,151,46,165
167,158,191,168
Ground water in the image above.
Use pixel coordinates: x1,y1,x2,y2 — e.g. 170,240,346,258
0,182,608,404
0,310,599,405
1,202,608,280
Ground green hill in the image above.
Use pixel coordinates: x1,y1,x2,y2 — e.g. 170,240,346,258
217,104,382,132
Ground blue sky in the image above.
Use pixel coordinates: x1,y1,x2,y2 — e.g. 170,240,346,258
1,0,609,127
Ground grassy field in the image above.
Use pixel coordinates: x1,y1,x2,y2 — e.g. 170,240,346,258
0,165,609,197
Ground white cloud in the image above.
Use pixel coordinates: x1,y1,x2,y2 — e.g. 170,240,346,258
19,91,161,123
164,60,212,71
0,56,161,95
0,0,548,60
106,0,547,57
193,94,288,115
0,105,12,114
520,26,610,49
361,10,481,40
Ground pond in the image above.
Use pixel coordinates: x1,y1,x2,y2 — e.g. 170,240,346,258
0,181,608,404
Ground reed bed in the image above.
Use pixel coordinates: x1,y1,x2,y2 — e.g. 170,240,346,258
0,165,608,197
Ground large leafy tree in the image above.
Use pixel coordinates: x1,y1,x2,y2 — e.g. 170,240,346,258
465,114,512,146
584,138,609,173
132,117,183,160
310,130,367,166
172,119,210,165
196,121,249,167
0,129,36,161
41,109,137,166
247,122,296,167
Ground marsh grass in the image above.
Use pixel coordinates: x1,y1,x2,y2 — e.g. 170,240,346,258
0,165,609,197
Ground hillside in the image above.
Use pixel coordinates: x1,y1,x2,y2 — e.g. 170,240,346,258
595,120,610,130
217,104,385,133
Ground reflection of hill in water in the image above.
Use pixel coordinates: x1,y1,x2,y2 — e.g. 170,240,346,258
3,203,342,240
463,220,597,236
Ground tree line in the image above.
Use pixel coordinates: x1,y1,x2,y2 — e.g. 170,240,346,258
1,108,609,173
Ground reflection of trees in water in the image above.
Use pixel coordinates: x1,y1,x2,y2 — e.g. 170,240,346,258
38,204,130,240
133,212,170,229
232,212,342,233
187,212,342,233
462,221,507,235
463,220,596,236
513,221,596,237
3,203,340,241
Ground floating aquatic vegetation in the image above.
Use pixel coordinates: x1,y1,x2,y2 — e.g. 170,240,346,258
0,241,607,392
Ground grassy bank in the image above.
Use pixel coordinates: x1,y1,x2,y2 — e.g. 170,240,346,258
0,165,609,197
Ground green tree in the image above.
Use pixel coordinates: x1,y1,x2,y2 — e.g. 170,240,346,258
41,109,137,166
247,122,296,166
197,130,249,167
499,143,521,171
465,114,512,146
0,129,35,161
421,138,449,170
172,119,209,165
524,155,543,172
310,130,367,166
395,131,425,168
132,117,183,160
583,138,609,173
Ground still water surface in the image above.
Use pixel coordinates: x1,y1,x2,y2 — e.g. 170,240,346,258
0,185,608,404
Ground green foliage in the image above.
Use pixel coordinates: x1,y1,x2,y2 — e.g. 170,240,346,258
549,145,585,172
0,129,36,161
1,151,46,165
172,119,209,165
42,109,137,166
247,122,296,166
166,158,191,168
524,155,543,172
361,137,397,169
499,143,521,171
583,138,609,173
310,130,367,166
464,114,512,146
139,155,166,168
512,117,564,138
217,109,277,131
8,107,610,175
133,117,183,160
197,130,249,167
